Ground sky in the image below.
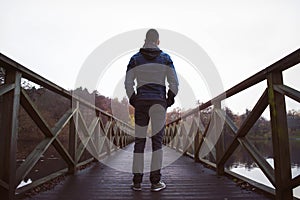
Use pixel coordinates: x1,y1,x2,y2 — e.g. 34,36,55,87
1,0,300,115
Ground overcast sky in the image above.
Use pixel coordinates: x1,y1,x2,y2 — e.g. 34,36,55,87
1,0,299,115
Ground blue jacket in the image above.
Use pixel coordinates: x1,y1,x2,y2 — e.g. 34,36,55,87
125,47,179,104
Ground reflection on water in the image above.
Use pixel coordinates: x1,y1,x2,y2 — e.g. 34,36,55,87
229,158,300,198
17,178,32,189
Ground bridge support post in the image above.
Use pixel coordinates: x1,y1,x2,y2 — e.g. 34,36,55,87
267,72,293,200
0,70,21,200
214,101,225,175
194,112,201,163
68,101,78,174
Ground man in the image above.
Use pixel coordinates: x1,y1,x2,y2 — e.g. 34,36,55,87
125,29,179,192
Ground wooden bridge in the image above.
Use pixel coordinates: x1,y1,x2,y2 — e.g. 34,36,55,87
0,48,299,200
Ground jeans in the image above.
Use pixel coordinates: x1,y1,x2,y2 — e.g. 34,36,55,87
132,99,166,184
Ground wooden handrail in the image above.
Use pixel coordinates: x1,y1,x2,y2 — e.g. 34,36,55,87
0,53,133,129
0,52,134,199
164,47,300,200
167,48,300,125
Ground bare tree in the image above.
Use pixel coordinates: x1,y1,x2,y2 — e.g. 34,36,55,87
0,67,5,84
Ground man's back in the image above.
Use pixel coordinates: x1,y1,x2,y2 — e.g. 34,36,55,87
125,47,178,103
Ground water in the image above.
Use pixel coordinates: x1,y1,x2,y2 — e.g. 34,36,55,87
230,158,300,198
17,178,32,189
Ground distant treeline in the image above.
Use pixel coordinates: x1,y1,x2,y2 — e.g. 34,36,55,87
166,104,300,139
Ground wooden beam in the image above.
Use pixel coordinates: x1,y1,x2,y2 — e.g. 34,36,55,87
194,129,201,163
0,71,21,200
238,137,275,186
68,102,78,174
16,109,75,183
16,138,53,184
291,174,300,189
20,90,74,167
217,89,268,167
0,179,9,190
215,108,238,134
0,83,15,96
15,168,68,196
266,48,300,73
75,112,99,162
214,102,225,175
183,117,197,155
215,107,275,185
273,84,300,103
267,72,293,200
195,118,210,163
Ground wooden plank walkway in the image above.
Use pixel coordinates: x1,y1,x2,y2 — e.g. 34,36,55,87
25,142,272,200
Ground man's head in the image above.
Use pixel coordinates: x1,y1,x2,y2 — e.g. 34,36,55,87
145,29,160,46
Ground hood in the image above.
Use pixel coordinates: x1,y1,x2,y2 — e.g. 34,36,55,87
140,48,162,60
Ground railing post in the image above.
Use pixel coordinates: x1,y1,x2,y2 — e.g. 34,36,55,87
68,101,79,174
171,123,177,149
175,121,181,151
106,118,112,155
194,112,201,162
267,72,293,200
215,101,225,175
0,70,21,200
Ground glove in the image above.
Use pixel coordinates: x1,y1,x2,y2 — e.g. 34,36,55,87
166,90,175,107
129,93,137,107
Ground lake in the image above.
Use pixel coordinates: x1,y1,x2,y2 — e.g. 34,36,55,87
226,139,300,198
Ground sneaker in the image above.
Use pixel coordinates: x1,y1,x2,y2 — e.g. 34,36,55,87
151,181,166,192
131,182,142,191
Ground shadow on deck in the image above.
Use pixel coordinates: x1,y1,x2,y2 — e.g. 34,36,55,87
25,143,272,200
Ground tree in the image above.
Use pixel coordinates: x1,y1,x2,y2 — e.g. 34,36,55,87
0,67,4,84
166,108,181,124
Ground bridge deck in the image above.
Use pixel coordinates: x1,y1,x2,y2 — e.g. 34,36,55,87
25,143,272,200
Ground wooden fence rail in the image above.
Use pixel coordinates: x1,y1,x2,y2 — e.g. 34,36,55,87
0,53,134,200
163,48,300,200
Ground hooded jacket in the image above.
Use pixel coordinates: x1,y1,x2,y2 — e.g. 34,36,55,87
125,47,179,105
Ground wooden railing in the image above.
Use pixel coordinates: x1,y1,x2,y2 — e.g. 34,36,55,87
163,48,300,200
0,53,134,199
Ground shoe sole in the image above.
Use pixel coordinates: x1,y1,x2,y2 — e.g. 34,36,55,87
151,185,166,192
131,187,142,191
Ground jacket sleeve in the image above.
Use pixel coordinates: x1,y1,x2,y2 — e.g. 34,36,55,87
166,55,179,96
124,56,136,98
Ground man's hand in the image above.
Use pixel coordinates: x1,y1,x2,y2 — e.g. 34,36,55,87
166,90,175,107
129,93,137,107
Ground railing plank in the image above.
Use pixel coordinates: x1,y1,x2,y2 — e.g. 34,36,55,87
215,109,238,134
238,137,275,186
183,118,197,155
215,107,275,185
0,179,9,190
266,48,300,73
20,90,75,167
274,84,300,103
16,138,53,184
52,109,76,136
0,53,71,99
291,174,300,189
16,168,68,195
217,89,268,166
75,112,99,162
16,109,75,184
196,118,211,161
0,83,15,96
